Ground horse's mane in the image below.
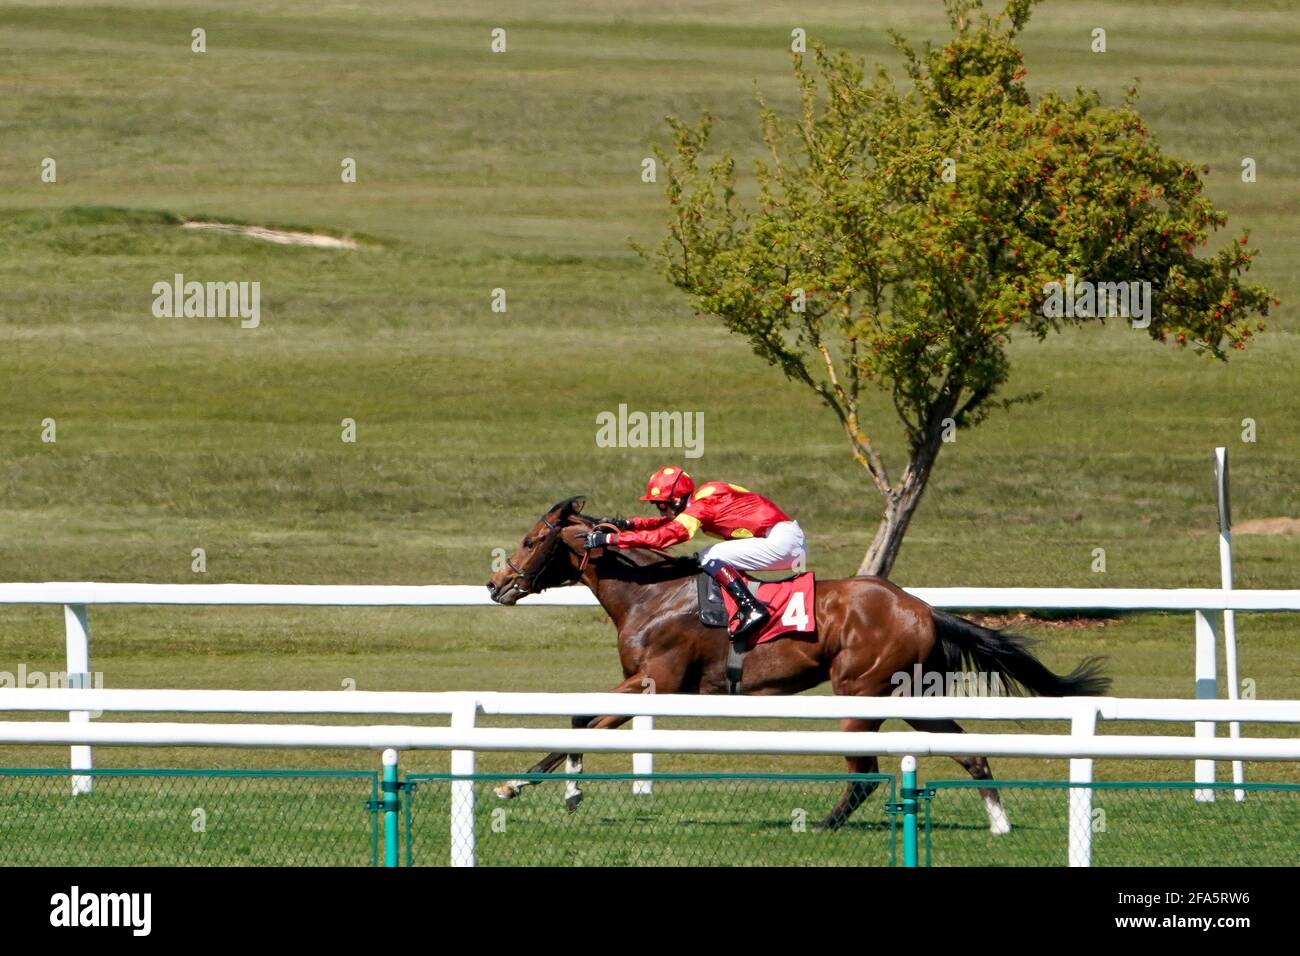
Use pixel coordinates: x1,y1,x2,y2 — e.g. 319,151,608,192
598,546,700,583
548,498,699,584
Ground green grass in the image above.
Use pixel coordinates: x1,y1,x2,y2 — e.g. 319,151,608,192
925,780,1300,866
406,773,898,867
0,768,378,865
1,0,1299,849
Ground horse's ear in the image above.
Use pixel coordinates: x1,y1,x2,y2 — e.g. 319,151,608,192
547,496,586,518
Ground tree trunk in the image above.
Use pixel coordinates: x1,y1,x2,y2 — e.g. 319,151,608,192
856,480,925,577
856,435,944,578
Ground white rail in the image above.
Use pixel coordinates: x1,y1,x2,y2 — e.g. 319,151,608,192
3,687,1300,723
4,583,1299,796
3,582,1300,609
2,721,1299,761
2,688,1298,867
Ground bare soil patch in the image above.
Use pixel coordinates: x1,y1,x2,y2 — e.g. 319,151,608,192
182,220,358,249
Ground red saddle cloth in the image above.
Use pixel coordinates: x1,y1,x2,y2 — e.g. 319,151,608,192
720,572,816,646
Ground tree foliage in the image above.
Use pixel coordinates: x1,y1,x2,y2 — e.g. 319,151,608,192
639,0,1276,575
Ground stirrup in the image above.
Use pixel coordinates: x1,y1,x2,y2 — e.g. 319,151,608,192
729,606,770,642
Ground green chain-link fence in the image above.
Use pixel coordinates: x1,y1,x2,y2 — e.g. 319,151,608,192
0,769,379,866
923,780,1300,866
404,773,897,866
4,768,1295,866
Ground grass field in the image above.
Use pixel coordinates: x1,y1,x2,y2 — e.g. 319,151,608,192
4,770,1295,866
0,768,379,865
1,1,1299,861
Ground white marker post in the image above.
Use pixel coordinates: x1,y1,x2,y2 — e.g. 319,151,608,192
631,714,654,794
1215,447,1245,801
1067,705,1096,867
64,604,94,795
449,698,477,866
1193,608,1218,802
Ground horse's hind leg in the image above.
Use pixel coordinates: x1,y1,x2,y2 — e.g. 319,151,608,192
494,670,654,804
818,719,883,831
903,718,1011,835
493,739,577,801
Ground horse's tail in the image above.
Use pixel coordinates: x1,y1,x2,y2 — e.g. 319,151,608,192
930,610,1111,697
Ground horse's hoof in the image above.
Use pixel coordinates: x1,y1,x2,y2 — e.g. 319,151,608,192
989,819,1012,836
494,782,522,800
565,791,584,813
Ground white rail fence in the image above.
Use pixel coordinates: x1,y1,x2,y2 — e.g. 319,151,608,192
1,582,1297,794
1,689,1298,867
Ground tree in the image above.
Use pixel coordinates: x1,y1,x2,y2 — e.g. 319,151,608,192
639,0,1276,577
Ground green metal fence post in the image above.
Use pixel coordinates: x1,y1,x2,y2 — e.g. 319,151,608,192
901,755,919,867
404,776,415,867
382,749,400,867
923,780,933,867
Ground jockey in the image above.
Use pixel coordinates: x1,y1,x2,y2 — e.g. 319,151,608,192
583,466,807,641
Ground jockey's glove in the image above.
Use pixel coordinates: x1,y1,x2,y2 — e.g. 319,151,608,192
592,516,632,530
583,531,616,550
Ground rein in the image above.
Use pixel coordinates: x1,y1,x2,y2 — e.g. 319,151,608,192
506,514,618,595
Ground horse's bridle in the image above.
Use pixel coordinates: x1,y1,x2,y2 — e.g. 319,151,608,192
504,513,567,596
504,513,611,596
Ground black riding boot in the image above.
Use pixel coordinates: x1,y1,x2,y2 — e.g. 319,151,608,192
721,577,771,642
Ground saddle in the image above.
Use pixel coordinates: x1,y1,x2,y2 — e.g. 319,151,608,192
695,568,802,629
695,566,811,696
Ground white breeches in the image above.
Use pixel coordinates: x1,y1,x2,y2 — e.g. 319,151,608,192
698,521,807,572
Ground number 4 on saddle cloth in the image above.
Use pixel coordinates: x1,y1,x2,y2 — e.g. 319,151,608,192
696,569,817,647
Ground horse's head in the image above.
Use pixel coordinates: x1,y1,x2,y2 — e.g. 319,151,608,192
486,496,593,605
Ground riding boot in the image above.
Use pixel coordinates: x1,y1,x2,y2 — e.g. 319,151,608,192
710,565,771,642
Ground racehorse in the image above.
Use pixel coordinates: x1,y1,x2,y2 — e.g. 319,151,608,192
486,496,1109,831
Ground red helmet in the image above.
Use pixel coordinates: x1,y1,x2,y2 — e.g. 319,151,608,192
639,466,695,502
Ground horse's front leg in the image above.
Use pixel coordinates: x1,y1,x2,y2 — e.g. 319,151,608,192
493,744,576,801
493,673,649,805
559,710,639,811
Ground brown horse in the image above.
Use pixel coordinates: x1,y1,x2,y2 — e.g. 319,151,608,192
486,496,1109,831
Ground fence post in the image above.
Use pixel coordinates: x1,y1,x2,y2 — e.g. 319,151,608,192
381,749,400,867
449,697,477,867
1068,704,1096,867
1221,608,1245,803
63,604,93,795
632,714,653,795
1214,447,1245,802
1193,609,1218,801
901,755,919,867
